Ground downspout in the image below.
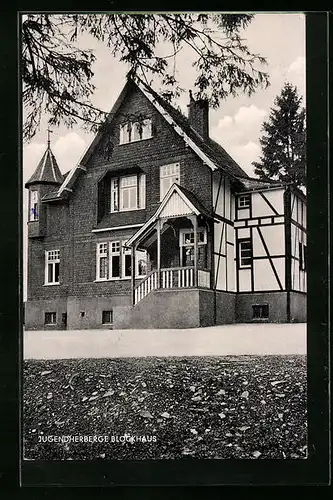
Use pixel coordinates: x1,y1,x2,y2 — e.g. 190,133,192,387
284,187,292,322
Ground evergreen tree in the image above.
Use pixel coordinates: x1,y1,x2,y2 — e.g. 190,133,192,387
253,82,306,186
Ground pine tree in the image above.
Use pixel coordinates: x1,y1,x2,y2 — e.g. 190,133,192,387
253,82,306,186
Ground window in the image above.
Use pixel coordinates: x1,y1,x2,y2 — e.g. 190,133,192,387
96,241,147,281
238,194,250,209
29,190,39,221
119,119,152,144
97,243,108,280
122,241,148,278
122,243,132,279
45,250,60,284
102,310,113,324
180,229,207,247
239,239,252,268
252,304,269,320
136,249,147,277
111,174,146,212
299,242,307,271
45,312,56,325
179,229,207,267
110,241,121,278
160,163,180,199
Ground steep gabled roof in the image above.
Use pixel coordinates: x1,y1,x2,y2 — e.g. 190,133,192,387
25,146,63,188
136,78,249,179
45,75,253,201
126,183,216,248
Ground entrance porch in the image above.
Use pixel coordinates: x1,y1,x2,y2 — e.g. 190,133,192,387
126,184,215,306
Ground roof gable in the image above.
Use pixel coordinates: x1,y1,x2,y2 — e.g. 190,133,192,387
126,183,213,247
48,75,255,200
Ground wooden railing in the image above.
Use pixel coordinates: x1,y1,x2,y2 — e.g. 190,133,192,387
134,267,211,305
134,270,158,305
161,266,194,288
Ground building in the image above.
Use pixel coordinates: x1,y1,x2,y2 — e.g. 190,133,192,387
24,75,307,330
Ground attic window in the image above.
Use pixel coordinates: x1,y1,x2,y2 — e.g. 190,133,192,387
238,194,251,208
119,119,152,144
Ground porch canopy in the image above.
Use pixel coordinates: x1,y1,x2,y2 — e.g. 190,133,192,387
126,183,217,304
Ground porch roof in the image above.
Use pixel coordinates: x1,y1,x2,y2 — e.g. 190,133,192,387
126,183,214,247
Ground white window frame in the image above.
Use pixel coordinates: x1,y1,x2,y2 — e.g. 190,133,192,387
110,241,121,280
238,194,251,209
179,228,207,247
96,241,148,281
238,239,252,268
29,190,39,221
119,118,152,145
136,248,148,278
45,250,60,285
160,163,180,200
122,241,147,279
110,173,146,213
96,243,109,281
122,242,132,279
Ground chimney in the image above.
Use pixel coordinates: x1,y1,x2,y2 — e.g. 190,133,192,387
187,91,209,139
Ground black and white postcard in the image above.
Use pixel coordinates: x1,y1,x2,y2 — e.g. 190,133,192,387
19,11,330,487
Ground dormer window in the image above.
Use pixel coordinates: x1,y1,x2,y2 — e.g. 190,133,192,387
119,118,152,144
29,190,39,221
110,173,146,212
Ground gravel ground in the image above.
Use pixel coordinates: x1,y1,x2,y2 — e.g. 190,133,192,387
23,355,307,460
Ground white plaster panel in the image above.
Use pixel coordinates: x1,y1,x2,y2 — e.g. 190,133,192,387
252,189,284,218
239,268,251,291
237,227,250,239
253,259,279,291
237,208,250,220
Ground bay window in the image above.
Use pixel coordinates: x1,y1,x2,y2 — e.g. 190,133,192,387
110,173,146,212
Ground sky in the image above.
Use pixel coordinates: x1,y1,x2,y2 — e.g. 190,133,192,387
22,12,305,299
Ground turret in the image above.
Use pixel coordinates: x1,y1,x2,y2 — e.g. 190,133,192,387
25,130,63,238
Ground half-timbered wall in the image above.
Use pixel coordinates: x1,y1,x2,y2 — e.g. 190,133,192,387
212,172,235,291
290,191,307,293
234,188,286,293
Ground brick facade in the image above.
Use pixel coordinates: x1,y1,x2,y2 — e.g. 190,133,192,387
25,77,306,330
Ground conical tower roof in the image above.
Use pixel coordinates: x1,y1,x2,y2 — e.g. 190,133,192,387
25,136,63,188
